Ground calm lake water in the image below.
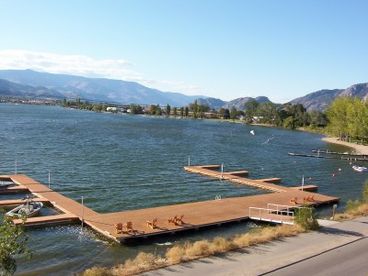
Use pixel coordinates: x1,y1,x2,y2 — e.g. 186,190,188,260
0,103,366,275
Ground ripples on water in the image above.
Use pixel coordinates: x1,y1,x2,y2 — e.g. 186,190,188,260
0,103,366,275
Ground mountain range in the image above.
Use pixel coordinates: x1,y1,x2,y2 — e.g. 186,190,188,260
0,69,367,111
290,83,368,111
0,69,202,106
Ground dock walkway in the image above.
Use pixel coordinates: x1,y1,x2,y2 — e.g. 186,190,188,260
0,166,339,243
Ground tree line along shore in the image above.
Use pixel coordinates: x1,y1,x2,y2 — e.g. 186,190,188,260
61,96,368,146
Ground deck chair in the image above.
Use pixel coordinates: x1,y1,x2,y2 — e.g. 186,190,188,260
115,222,123,234
125,221,134,233
290,197,298,205
307,195,315,202
168,216,179,225
146,218,158,229
175,215,184,225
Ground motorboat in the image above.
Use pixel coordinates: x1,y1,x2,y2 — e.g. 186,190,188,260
352,165,368,173
6,199,43,218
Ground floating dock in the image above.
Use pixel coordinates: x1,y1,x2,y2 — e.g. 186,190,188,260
0,167,339,243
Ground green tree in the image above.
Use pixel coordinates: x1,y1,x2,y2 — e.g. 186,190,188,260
129,104,144,114
221,108,230,119
184,106,189,117
309,111,328,127
173,107,177,116
189,100,199,118
326,97,351,140
0,217,30,275
244,100,259,123
294,207,319,230
154,105,162,116
230,107,238,120
166,104,171,116
283,116,296,129
180,107,184,117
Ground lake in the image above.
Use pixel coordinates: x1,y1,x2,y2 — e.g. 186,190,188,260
0,103,366,275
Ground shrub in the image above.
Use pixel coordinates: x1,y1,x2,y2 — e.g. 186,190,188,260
185,240,211,258
294,207,319,230
362,181,368,203
165,245,186,264
346,199,361,211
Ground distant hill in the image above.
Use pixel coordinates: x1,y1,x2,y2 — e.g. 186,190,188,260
0,69,204,106
1,69,367,111
290,83,368,111
0,79,64,98
222,96,272,110
196,97,226,110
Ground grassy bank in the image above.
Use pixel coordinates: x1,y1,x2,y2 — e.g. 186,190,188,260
335,181,368,221
83,224,305,276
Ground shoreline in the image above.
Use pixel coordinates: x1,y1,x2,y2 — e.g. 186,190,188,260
322,137,368,155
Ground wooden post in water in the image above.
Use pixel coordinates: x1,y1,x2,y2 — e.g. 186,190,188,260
221,163,224,178
81,196,84,231
48,170,51,189
188,156,191,166
301,175,305,191
14,159,17,174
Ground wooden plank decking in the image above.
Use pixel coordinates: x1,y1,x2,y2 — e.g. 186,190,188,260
0,166,339,243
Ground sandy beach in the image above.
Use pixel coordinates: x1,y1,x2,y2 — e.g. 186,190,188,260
322,137,368,155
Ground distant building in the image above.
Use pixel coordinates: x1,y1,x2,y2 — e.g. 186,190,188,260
106,106,117,112
252,116,264,123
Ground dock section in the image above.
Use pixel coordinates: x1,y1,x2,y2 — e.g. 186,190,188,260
0,169,339,243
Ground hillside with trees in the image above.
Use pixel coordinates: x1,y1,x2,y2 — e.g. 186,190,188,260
326,97,368,144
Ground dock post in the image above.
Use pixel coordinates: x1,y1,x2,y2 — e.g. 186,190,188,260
301,175,305,191
14,159,17,174
48,170,51,189
81,196,84,230
188,156,191,166
221,163,224,178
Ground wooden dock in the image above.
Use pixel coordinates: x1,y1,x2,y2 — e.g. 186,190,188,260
0,167,339,243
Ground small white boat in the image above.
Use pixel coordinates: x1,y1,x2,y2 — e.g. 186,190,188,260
250,130,255,135
0,181,13,190
6,200,43,218
352,165,368,173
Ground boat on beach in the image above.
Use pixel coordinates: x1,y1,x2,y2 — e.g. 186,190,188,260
6,198,44,218
352,165,368,173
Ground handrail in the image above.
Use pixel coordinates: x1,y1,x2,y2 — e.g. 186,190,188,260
248,206,295,225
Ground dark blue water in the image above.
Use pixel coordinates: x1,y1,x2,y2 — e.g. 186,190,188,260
0,104,366,275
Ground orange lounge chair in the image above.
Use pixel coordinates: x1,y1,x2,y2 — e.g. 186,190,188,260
168,216,177,225
290,197,298,205
169,215,185,225
115,222,123,234
307,195,315,202
146,218,158,229
124,221,134,233
175,215,184,225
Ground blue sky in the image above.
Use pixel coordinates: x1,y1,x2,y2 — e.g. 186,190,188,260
0,0,367,102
